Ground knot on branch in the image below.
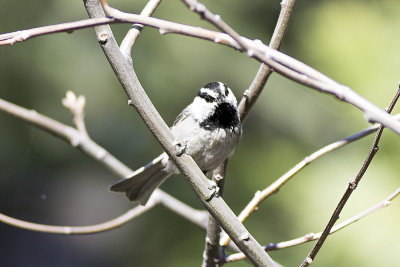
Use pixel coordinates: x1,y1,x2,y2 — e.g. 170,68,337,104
349,178,358,190
174,141,188,157
205,180,220,201
97,31,109,44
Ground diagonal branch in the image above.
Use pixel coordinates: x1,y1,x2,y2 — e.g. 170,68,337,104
238,0,296,122
0,95,208,233
300,86,400,266
120,0,163,56
1,8,400,135
225,185,400,263
219,0,296,249
181,0,249,51
2,1,399,262
180,0,400,135
220,113,400,247
85,1,276,266
0,95,129,177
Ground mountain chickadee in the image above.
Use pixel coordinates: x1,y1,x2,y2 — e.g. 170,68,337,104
110,82,242,205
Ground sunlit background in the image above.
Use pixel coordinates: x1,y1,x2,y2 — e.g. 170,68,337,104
1,0,400,266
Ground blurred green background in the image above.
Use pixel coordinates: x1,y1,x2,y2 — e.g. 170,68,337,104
1,0,400,266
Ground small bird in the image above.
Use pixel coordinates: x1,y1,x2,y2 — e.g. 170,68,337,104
110,82,242,205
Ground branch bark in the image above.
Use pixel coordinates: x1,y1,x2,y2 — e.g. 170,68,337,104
219,0,296,249
84,1,276,266
2,8,400,135
179,0,400,135
225,185,400,263
0,95,208,233
238,0,295,122
202,163,228,267
300,87,400,266
120,0,163,56
220,114,400,247
1,1,399,264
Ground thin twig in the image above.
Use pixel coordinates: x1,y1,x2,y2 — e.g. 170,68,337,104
181,0,249,50
225,186,400,263
62,91,89,136
238,0,295,122
180,0,400,135
219,0,296,249
300,86,400,266
0,95,130,176
0,95,208,233
0,190,207,234
220,113,400,247
2,9,400,135
0,197,159,234
0,17,116,45
0,15,238,48
2,0,399,262
86,1,276,266
120,0,163,56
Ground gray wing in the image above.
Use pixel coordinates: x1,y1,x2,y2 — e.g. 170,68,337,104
173,106,190,126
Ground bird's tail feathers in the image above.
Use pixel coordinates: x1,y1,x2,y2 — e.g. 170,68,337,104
109,154,170,205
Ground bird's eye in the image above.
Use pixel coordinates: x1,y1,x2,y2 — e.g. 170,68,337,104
224,87,229,97
198,91,216,103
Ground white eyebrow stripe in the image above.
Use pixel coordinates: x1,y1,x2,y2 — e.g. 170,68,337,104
200,88,220,99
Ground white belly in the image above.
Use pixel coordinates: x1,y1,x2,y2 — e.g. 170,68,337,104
166,116,240,173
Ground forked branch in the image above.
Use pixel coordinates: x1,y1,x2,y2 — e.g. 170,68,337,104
1,1,399,134
0,94,208,234
86,1,276,266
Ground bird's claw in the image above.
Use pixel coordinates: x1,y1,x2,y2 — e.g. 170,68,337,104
205,180,220,202
174,140,188,157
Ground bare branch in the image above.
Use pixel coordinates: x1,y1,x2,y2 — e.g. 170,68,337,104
0,190,208,234
0,15,240,49
120,0,163,56
0,95,208,233
2,5,400,135
300,86,400,266
0,96,130,177
0,197,159,234
225,186,400,263
219,0,296,249
0,17,116,45
220,114,400,247
238,0,296,122
181,0,249,50
86,1,276,266
180,0,400,135
2,1,399,263
62,91,89,136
